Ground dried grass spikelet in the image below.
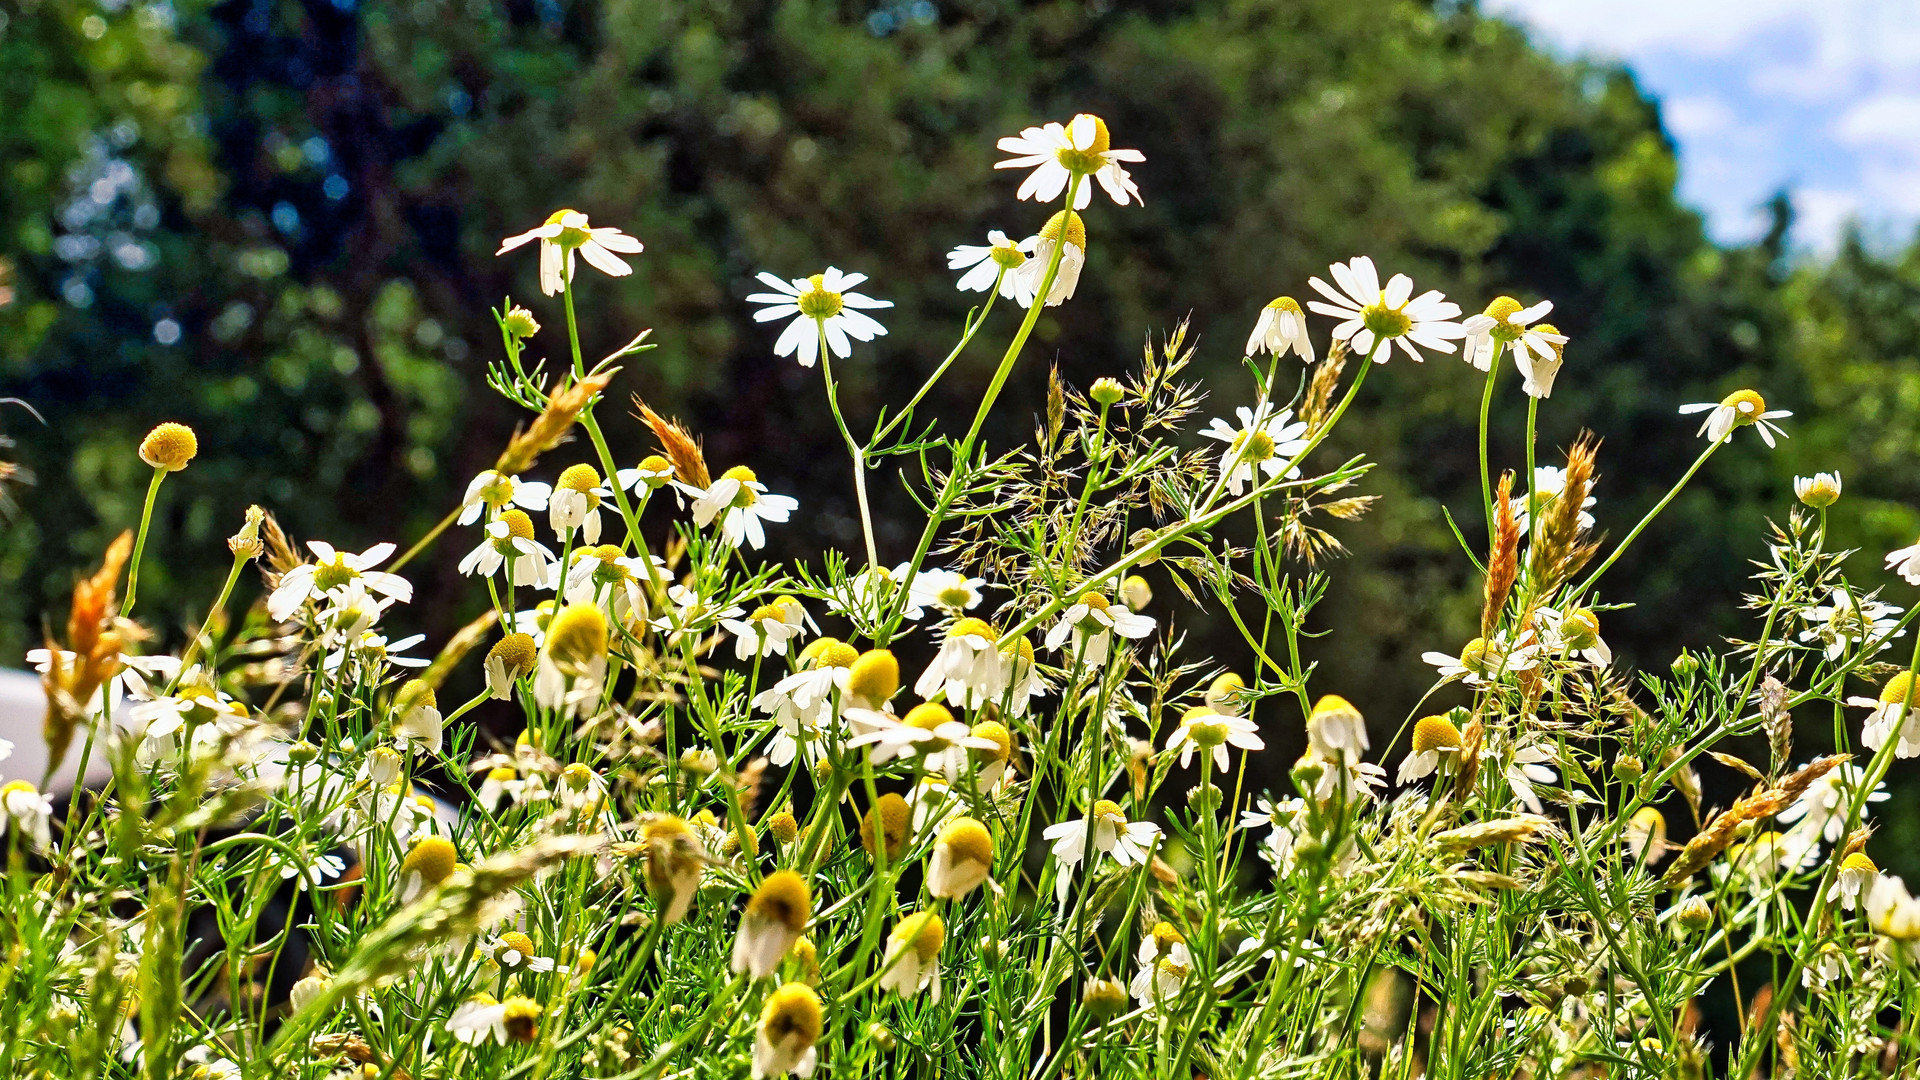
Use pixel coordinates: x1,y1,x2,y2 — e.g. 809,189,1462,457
1661,754,1848,886
1841,827,1873,859
1483,471,1520,637
632,396,710,490
261,510,301,584
495,370,615,476
1449,715,1484,803
1759,675,1792,772
1301,337,1350,437
1435,814,1552,851
420,607,500,691
1529,433,1600,591
42,530,133,768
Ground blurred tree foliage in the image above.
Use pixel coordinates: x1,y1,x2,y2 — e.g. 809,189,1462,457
3,0,1918,811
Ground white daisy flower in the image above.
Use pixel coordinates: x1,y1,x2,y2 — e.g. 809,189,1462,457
1246,296,1315,362
612,454,676,495
1238,795,1305,867
1851,674,1920,759
25,648,179,719
1537,607,1611,669
1829,852,1878,911
1045,592,1154,668
755,641,856,766
746,268,891,368
994,113,1144,209
1395,714,1462,785
1000,635,1047,718
1503,741,1558,815
548,464,607,544
723,602,807,662
1797,589,1904,660
1,780,55,849
650,584,745,635
948,231,1035,304
1042,799,1160,899
846,703,997,782
563,546,661,626
878,911,946,1001
458,470,552,527
1795,471,1842,508
267,540,413,622
1625,807,1668,862
1200,404,1309,496
446,994,511,1045
1132,956,1190,1011
312,581,398,654
1305,695,1369,762
913,618,1005,711
1421,633,1538,686
1306,256,1465,363
1129,922,1191,1005
732,871,811,981
1015,212,1085,308
1459,296,1565,375
475,764,548,814
752,983,822,1080
1866,874,1920,957
1512,465,1595,535
1166,706,1265,771
457,512,557,589
1886,535,1920,585
324,630,429,676
1678,389,1791,447
684,466,798,550
911,568,987,615
485,931,558,973
496,209,644,297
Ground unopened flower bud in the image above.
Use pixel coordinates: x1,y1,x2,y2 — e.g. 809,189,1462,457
1675,896,1713,933
1613,754,1643,784
1089,378,1125,407
1670,652,1699,679
503,305,541,339
228,505,266,559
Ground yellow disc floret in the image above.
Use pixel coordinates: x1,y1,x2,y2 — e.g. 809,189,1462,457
139,422,199,471
1040,210,1088,251
1720,389,1767,425
547,604,609,667
489,632,538,677
860,793,911,861
747,870,813,934
401,835,458,888
1880,671,1918,707
937,817,993,867
847,649,900,704
1411,714,1463,755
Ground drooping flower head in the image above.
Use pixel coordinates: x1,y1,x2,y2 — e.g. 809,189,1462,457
1678,389,1791,447
496,209,644,296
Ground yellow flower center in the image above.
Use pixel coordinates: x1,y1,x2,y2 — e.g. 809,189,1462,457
494,509,536,555
1266,295,1304,316
969,720,1013,764
1880,671,1917,707
949,616,994,640
1482,295,1524,341
1053,114,1113,175
1459,638,1492,673
1562,609,1600,651
1842,851,1878,874
401,835,457,886
396,679,437,713
501,996,542,1043
139,422,199,471
496,931,536,960
894,910,947,962
796,274,844,320
747,870,813,932
1411,715,1462,755
1181,706,1230,748
312,554,358,593
847,649,900,703
761,983,824,1045
1360,301,1413,341
1092,798,1127,825
1039,210,1088,251
489,633,538,677
938,817,994,866
547,604,609,667
589,545,631,585
904,702,956,733
721,465,759,507
860,793,911,860
1150,921,1187,952
1720,389,1766,423
801,637,859,669
990,241,1028,269
1229,428,1277,463
543,207,590,248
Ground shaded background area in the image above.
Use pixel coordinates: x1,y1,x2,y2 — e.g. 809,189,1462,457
3,0,1920,869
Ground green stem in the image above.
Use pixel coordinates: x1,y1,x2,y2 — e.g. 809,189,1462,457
122,466,169,617
1477,346,1502,542
1571,437,1723,602
818,321,881,569
391,505,460,574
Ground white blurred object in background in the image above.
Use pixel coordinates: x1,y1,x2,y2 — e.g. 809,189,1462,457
0,668,115,790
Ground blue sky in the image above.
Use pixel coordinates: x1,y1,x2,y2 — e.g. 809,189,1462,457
1489,0,1920,249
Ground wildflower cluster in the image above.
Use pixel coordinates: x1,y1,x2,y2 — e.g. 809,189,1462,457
7,113,1920,1080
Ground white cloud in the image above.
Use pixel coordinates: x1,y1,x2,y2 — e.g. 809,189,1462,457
1663,95,1737,137
1491,0,1920,245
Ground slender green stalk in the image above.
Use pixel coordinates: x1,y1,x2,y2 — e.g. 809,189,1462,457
121,465,169,616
